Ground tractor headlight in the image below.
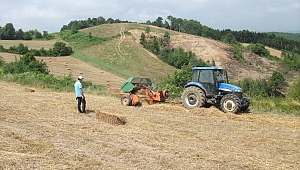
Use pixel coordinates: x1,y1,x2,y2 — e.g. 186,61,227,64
234,89,243,92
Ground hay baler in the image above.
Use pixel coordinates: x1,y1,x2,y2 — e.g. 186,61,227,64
110,77,169,106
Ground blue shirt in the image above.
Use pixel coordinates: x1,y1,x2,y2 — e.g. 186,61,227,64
74,81,84,97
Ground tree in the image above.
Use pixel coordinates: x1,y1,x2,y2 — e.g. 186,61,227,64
15,29,24,40
163,31,170,46
152,37,160,55
106,18,115,24
140,32,146,46
43,31,48,37
34,30,43,39
269,70,287,93
52,42,72,56
145,26,150,33
23,31,33,40
155,17,163,27
97,16,106,24
1,23,15,40
164,20,170,29
167,15,174,30
221,33,238,44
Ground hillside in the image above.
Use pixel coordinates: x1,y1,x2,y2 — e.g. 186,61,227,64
1,80,299,169
80,23,298,83
1,23,298,86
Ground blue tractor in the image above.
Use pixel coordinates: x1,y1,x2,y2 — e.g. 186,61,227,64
181,66,250,113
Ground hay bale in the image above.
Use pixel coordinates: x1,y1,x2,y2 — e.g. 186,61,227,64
24,88,35,92
96,111,126,125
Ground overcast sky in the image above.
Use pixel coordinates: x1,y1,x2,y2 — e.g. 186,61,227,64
0,0,299,33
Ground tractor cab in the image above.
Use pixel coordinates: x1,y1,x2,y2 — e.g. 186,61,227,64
191,66,228,97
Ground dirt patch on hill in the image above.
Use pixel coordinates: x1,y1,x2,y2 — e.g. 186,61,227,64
170,34,231,66
0,80,299,169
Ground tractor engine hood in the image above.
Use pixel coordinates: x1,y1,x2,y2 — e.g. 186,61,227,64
218,83,243,92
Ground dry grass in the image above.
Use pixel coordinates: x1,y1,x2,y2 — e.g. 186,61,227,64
0,52,125,88
0,40,57,50
1,80,299,169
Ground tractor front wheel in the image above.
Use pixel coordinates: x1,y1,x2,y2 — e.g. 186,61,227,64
240,94,250,112
220,94,241,113
182,86,206,109
121,94,132,106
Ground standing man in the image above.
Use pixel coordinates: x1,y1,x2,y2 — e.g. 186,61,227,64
74,76,86,113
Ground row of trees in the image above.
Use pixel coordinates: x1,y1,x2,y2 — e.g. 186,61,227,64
0,23,54,40
144,16,300,54
0,42,73,56
60,16,129,32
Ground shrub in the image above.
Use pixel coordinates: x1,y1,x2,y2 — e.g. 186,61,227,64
52,42,73,56
3,53,48,74
287,75,300,100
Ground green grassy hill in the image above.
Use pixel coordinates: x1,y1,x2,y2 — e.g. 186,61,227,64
65,23,178,84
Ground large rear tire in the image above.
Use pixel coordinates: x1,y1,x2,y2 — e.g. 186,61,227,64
182,86,206,109
121,94,132,106
220,94,241,113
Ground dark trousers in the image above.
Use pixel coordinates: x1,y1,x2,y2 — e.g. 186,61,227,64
76,97,86,112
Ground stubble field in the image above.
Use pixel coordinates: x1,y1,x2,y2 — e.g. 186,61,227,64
0,80,299,169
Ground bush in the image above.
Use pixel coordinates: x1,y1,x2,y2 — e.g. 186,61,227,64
52,42,73,56
161,64,196,95
234,71,287,98
247,43,270,57
287,75,300,100
230,44,244,61
3,53,48,74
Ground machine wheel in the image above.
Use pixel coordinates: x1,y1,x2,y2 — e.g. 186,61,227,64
220,94,241,113
121,94,132,106
182,86,206,109
162,89,170,99
240,94,250,112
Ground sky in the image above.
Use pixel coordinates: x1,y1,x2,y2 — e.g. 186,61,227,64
0,0,299,33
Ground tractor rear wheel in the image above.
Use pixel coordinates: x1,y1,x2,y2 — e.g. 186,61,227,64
220,94,241,113
182,86,206,109
121,94,132,106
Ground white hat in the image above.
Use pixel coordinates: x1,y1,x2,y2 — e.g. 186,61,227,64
78,76,84,80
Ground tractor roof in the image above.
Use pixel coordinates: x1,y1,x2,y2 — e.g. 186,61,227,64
192,66,222,70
